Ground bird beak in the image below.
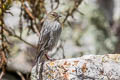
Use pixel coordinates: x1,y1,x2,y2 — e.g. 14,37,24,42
55,15,61,20
57,15,61,19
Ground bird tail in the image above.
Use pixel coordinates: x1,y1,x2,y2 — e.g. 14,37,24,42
35,50,44,63
36,50,45,74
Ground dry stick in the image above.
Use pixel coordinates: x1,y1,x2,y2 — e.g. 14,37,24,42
17,71,25,80
3,27,37,49
14,34,37,48
50,0,54,10
54,0,60,10
62,0,83,24
0,51,7,68
0,66,5,79
23,4,35,20
19,2,24,38
23,4,40,36
0,52,7,79
63,10,70,24
50,0,60,11
0,2,7,79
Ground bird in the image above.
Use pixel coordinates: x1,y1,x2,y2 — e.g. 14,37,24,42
36,12,62,63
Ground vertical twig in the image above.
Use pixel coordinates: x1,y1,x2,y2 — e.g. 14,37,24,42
0,0,8,79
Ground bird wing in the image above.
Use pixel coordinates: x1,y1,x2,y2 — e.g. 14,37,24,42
49,22,62,46
36,28,51,62
37,28,51,52
37,20,52,58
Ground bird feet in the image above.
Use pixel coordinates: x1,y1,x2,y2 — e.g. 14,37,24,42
45,54,56,61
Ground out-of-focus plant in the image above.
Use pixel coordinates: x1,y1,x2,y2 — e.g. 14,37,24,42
0,0,83,79
0,0,12,79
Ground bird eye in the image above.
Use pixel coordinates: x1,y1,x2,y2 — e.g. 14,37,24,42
51,13,55,16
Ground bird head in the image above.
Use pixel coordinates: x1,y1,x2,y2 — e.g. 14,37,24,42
47,12,61,21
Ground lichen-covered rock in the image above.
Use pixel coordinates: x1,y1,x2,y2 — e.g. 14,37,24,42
31,54,120,80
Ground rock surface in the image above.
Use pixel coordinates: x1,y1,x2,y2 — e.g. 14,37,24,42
31,54,120,80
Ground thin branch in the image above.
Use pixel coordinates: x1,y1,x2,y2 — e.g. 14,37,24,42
17,71,25,80
23,4,35,20
0,66,6,80
0,1,7,79
23,3,40,36
54,0,60,10
3,27,37,49
62,0,83,23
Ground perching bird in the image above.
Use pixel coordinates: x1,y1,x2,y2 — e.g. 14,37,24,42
36,12,62,63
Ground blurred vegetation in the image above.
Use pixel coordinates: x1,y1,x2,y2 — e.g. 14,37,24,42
0,0,120,80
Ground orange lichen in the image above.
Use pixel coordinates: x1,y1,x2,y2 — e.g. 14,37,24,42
82,63,87,73
64,61,71,66
63,73,69,79
73,61,79,66
72,70,75,72
64,61,67,65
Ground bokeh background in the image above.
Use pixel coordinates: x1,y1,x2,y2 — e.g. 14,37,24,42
0,0,120,80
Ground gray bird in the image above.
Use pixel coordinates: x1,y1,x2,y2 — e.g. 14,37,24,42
36,12,62,63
